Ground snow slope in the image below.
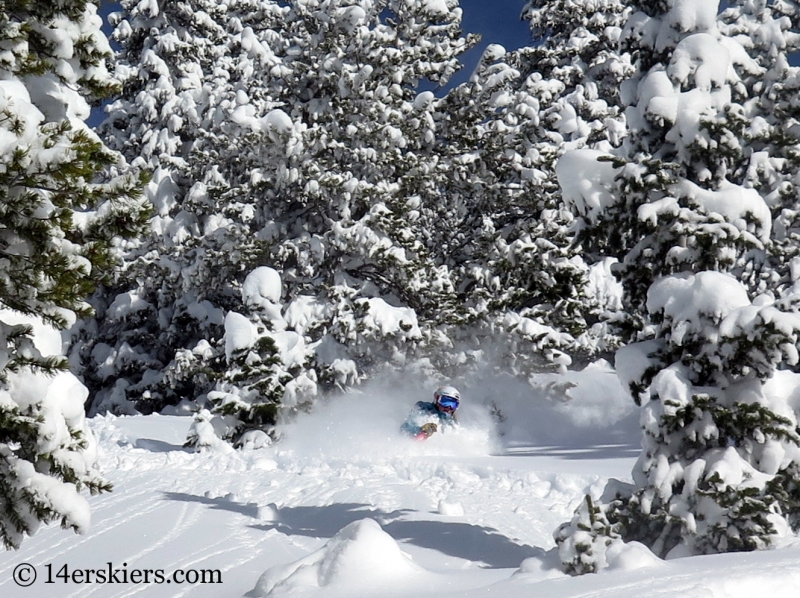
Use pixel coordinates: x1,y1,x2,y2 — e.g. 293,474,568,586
2,368,800,597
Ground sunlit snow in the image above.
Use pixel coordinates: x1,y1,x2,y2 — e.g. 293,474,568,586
2,368,799,597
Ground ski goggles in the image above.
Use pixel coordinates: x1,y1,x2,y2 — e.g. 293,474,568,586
438,396,459,411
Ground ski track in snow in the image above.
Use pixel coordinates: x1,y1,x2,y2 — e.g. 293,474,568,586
1,412,800,597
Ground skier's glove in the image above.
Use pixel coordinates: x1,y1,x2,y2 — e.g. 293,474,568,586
420,423,438,437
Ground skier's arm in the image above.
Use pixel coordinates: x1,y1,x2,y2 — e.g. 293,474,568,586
401,403,437,437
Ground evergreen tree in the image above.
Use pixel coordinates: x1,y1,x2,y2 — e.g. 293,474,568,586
554,0,800,568
0,0,147,549
83,0,478,442
76,0,259,416
428,0,631,378
717,0,800,296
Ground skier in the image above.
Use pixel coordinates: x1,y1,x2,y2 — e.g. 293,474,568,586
401,385,461,440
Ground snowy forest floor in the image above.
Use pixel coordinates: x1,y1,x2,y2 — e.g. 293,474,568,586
3,366,800,597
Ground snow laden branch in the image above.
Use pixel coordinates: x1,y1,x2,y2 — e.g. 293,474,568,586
555,0,800,571
0,0,147,549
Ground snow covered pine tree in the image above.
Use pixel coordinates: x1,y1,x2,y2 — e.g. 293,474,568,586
0,0,147,548
554,0,800,571
90,0,479,447
429,0,631,378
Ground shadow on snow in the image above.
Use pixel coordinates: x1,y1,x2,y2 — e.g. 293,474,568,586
161,495,544,568
502,443,640,460
130,438,191,453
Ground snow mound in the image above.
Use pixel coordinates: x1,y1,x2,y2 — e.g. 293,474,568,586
252,518,424,596
604,541,664,572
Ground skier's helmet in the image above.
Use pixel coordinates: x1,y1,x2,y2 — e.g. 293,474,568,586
434,385,461,412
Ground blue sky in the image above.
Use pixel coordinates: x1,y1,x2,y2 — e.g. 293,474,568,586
450,0,532,87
